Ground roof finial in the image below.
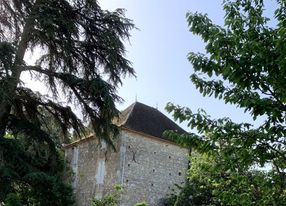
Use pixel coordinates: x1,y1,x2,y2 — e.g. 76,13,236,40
156,103,158,110
135,94,137,102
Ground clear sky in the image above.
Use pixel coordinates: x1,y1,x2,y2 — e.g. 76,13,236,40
22,0,277,131
98,0,278,130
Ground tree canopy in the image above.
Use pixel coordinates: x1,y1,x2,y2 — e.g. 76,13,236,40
0,0,134,204
165,0,286,205
165,152,286,206
167,0,286,176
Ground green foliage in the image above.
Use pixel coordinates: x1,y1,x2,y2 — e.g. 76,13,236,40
5,193,21,206
166,0,286,179
0,136,75,205
133,202,149,206
92,196,118,206
92,185,123,206
92,185,149,206
0,0,134,204
165,0,286,205
165,152,286,206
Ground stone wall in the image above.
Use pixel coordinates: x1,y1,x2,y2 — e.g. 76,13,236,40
119,129,189,206
64,129,189,206
65,138,121,206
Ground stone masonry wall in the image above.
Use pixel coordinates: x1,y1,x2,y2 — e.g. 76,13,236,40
119,130,189,206
65,138,121,206
64,129,189,206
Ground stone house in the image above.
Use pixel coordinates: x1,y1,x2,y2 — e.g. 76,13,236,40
64,102,189,206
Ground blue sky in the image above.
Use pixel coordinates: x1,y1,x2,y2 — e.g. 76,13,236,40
22,0,277,131
99,0,278,130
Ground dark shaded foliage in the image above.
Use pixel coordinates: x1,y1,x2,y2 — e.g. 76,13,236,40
0,0,134,204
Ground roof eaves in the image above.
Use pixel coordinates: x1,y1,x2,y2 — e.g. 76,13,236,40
120,126,188,148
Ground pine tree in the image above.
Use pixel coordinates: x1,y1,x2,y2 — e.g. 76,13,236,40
0,0,135,204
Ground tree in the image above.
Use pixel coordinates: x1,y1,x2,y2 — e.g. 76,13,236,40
164,151,286,206
164,0,286,204
0,0,134,204
166,0,286,178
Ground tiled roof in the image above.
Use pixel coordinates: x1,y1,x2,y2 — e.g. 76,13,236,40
116,102,185,139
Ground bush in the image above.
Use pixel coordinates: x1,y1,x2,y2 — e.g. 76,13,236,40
92,185,123,206
5,193,21,206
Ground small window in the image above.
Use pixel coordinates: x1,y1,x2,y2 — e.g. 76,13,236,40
178,172,182,176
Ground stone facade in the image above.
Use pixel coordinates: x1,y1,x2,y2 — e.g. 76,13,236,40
64,128,189,206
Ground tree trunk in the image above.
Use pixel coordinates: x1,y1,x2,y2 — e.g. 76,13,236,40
0,1,39,137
